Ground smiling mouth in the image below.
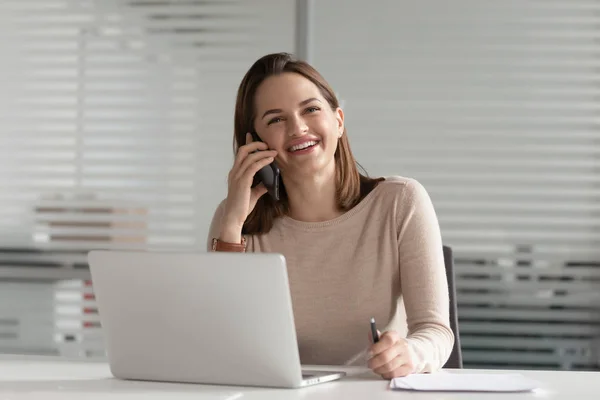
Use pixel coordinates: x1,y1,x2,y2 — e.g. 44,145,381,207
288,140,320,152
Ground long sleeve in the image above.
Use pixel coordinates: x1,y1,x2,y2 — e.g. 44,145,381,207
202,176,454,367
397,179,454,373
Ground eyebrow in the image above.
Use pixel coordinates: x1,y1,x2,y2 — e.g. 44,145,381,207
261,97,322,120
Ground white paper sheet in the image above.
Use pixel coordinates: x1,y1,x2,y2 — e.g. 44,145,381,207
390,372,541,392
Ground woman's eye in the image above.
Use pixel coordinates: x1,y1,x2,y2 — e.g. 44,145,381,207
267,117,282,125
306,106,320,113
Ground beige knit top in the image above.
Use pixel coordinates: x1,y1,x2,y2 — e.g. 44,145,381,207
207,176,454,373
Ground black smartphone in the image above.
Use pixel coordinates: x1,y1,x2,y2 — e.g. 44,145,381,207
250,132,280,201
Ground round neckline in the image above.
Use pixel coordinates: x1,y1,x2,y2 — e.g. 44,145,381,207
278,179,385,231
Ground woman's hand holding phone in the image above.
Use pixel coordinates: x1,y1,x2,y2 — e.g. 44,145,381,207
220,132,277,243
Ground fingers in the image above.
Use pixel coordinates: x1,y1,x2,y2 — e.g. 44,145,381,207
232,143,269,171
369,350,413,379
232,133,269,171
367,332,415,379
374,353,404,376
370,330,400,356
368,342,400,371
229,133,274,184
250,182,268,201
235,151,277,182
381,363,413,380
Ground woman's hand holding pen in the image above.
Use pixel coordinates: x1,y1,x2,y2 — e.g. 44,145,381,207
367,328,416,379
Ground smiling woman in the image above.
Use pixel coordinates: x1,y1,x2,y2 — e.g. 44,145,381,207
207,52,454,379
230,53,384,235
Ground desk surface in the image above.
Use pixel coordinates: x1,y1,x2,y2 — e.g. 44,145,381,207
1,354,598,399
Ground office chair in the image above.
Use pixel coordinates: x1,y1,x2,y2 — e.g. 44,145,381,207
443,245,463,368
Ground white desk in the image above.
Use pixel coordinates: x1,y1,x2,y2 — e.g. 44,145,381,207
0,354,598,399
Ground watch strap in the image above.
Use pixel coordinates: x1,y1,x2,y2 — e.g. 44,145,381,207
212,237,247,252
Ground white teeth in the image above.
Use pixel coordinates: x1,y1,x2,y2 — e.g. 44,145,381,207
289,141,318,152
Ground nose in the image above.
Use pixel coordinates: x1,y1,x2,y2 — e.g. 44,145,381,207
287,114,308,137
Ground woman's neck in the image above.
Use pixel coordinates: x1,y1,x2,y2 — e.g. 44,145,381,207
283,168,341,222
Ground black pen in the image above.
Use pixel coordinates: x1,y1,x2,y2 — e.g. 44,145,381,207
370,317,380,343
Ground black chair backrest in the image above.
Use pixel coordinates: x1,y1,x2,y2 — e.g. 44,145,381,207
443,245,463,368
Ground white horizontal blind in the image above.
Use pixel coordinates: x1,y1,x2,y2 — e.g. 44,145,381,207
313,0,600,370
0,0,295,252
0,0,295,356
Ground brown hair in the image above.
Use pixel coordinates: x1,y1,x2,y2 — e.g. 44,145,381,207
234,52,383,235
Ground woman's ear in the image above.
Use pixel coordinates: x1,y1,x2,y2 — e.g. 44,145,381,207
335,107,344,137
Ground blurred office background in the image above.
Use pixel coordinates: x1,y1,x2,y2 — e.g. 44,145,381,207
0,0,599,371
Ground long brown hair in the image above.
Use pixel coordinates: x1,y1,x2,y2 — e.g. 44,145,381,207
234,52,383,234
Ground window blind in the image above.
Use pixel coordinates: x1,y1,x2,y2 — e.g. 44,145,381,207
0,0,295,356
0,0,295,252
312,0,600,370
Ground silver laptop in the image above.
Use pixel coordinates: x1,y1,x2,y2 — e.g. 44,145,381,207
87,250,346,388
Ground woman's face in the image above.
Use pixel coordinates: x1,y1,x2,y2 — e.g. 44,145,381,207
252,72,344,180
